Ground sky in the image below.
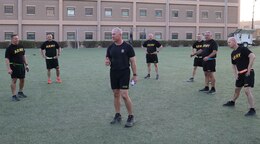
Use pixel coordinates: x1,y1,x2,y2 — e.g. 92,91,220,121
240,0,260,21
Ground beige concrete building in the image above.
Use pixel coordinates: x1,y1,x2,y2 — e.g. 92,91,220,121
0,0,239,41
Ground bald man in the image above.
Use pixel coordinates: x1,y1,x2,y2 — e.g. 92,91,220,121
105,27,137,127
223,37,256,116
142,33,163,80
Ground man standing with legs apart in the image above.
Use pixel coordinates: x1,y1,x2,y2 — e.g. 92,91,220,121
143,33,162,80
105,27,137,127
198,31,218,94
223,37,256,116
5,34,29,101
41,34,62,84
188,33,204,82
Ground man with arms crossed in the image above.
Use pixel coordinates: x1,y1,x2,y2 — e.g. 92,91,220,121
41,34,62,84
223,37,256,116
5,34,29,101
105,27,138,127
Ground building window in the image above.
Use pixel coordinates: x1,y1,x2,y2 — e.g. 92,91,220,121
46,7,55,16
172,10,178,18
155,10,162,17
121,9,129,17
67,7,75,16
155,32,162,40
27,6,36,15
171,33,178,40
4,32,13,41
140,9,147,16
122,32,129,40
67,32,75,40
186,11,193,18
27,32,35,40
202,11,208,19
215,33,221,40
139,32,146,39
105,32,112,40
85,32,93,40
186,33,192,39
105,8,112,17
4,5,13,15
85,8,93,16
215,11,222,19
46,32,55,39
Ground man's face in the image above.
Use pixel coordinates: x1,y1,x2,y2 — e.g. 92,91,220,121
112,30,121,42
227,39,235,49
204,32,211,41
47,34,53,41
11,36,19,45
197,35,202,41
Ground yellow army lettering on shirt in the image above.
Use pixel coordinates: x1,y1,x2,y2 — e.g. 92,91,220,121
232,53,241,61
203,44,210,48
14,48,24,54
196,44,203,49
46,44,55,48
147,44,155,47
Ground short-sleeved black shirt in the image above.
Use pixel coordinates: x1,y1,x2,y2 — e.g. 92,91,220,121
201,39,218,58
106,41,135,71
231,46,252,71
192,40,204,57
41,40,60,57
5,44,25,64
142,39,162,54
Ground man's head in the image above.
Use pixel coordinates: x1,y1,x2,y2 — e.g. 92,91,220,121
112,27,123,43
196,33,203,41
148,33,154,40
204,31,212,41
227,37,238,49
11,34,19,45
46,34,53,41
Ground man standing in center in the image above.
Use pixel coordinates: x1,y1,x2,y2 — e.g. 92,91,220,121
105,27,137,128
40,34,62,84
142,33,163,80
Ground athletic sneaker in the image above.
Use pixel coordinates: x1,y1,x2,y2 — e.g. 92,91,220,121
207,88,216,94
156,74,159,80
144,74,150,79
110,113,122,124
17,92,27,98
125,115,135,128
47,79,52,84
187,77,194,82
56,77,62,83
223,101,235,107
199,87,209,92
12,95,20,101
245,108,256,116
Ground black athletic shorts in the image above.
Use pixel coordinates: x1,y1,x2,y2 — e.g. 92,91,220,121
146,54,158,63
236,69,255,88
10,64,25,79
46,59,59,69
202,59,216,72
110,68,130,90
193,57,203,67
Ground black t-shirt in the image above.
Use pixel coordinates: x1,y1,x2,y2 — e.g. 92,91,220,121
201,39,218,58
231,46,252,71
41,40,60,57
142,39,162,54
5,44,25,64
192,40,204,57
106,41,135,70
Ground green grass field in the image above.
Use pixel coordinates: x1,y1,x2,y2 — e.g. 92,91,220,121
0,46,260,144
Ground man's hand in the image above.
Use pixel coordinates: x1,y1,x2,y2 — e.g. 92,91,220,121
131,75,138,84
203,57,209,61
8,68,12,75
245,70,250,76
105,57,111,66
25,65,29,72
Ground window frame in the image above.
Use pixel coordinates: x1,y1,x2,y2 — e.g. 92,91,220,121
186,32,193,40
4,32,14,41
155,9,163,18
214,32,221,40
85,7,94,16
172,9,179,18
104,7,112,17
201,10,209,19
154,32,163,40
26,5,36,15
121,8,130,17
215,11,222,19
4,5,14,15
139,8,147,17
85,31,94,40
186,10,193,18
104,31,112,40
67,31,76,41
26,32,36,41
171,32,179,40
46,6,55,17
67,7,75,17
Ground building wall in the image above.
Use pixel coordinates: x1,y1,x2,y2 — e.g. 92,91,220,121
0,0,239,42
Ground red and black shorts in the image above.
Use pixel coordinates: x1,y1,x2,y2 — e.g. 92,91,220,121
236,69,255,88
110,68,130,90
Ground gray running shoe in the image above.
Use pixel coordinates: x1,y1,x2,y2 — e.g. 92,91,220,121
125,115,135,128
12,95,20,101
156,74,159,80
144,74,150,79
186,77,194,82
110,113,122,124
17,92,27,98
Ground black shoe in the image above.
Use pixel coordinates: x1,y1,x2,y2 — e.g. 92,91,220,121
207,89,216,95
186,77,194,82
156,74,159,80
17,92,27,98
223,101,235,107
245,108,256,116
125,115,135,128
144,74,150,79
110,113,122,124
12,95,20,101
199,87,209,92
